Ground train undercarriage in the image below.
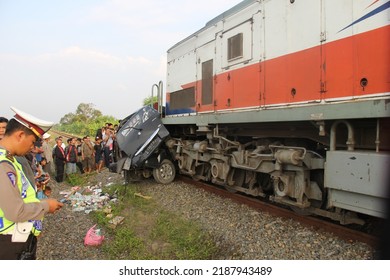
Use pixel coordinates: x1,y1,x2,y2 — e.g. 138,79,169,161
160,118,389,225
114,105,389,226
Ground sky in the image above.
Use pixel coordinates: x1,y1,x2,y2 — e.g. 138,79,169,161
0,0,242,123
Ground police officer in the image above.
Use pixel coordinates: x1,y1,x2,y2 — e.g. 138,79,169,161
0,107,63,260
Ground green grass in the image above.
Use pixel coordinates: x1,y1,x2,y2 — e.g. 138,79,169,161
151,211,218,259
66,173,90,186
102,227,147,260
90,183,219,260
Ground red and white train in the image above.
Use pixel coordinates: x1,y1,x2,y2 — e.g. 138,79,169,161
116,0,390,225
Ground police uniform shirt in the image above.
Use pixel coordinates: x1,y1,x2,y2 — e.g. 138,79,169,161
0,148,49,224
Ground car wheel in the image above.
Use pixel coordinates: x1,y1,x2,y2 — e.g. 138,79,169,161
153,159,176,184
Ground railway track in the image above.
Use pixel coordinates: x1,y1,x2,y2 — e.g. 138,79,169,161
49,130,83,140
50,129,381,249
177,175,380,248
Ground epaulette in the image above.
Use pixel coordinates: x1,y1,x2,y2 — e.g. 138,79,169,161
5,151,15,162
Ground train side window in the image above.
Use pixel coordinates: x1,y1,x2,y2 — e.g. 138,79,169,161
170,87,196,110
202,59,213,105
227,33,243,61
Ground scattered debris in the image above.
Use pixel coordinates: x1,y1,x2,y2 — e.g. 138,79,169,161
61,181,126,232
134,192,152,200
60,184,118,214
84,224,104,246
103,206,112,214
108,216,125,229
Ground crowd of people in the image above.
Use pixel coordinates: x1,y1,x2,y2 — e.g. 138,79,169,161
0,109,120,260
1,117,119,197
53,122,120,183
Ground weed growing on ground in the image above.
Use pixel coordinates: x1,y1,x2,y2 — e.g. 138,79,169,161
90,183,219,260
151,211,219,259
66,173,90,186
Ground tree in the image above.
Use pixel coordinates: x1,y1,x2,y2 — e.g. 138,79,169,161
75,103,102,121
57,103,117,136
60,103,102,124
60,113,76,125
143,96,158,106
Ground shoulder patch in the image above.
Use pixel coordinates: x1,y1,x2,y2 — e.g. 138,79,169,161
7,172,17,186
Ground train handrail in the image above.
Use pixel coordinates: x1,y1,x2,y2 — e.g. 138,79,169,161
151,80,164,116
329,120,355,151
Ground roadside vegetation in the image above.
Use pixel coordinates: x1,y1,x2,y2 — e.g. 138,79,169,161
53,98,156,137
53,102,118,136
89,182,220,260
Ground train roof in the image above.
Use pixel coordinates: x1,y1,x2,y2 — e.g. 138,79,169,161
167,0,256,52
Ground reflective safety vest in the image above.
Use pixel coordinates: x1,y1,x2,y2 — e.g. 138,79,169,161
0,149,43,236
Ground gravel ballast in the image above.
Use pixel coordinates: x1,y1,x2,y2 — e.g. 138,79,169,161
36,169,376,260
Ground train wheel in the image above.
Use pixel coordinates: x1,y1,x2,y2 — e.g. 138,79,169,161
153,159,176,184
312,170,327,209
225,168,244,193
258,172,273,193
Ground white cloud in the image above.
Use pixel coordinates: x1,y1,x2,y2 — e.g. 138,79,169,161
126,55,152,65
31,46,122,67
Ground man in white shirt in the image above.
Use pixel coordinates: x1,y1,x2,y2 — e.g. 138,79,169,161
41,133,54,175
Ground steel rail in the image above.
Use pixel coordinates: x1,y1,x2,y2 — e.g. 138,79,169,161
177,175,380,248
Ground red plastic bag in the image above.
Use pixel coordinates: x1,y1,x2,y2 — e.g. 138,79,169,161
84,224,104,246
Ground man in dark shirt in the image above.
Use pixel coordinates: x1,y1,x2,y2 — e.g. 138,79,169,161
53,137,66,182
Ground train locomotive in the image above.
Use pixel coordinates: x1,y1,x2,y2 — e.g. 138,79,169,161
115,0,390,225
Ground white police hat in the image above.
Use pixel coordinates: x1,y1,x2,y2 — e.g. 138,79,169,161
11,106,54,138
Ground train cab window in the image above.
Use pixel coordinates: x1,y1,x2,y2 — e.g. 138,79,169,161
227,33,243,61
